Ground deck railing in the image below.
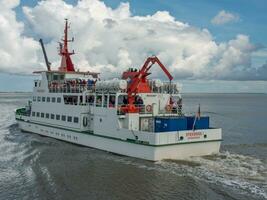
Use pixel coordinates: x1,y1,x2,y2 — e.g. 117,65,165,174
49,84,94,93
116,104,183,116
48,81,180,94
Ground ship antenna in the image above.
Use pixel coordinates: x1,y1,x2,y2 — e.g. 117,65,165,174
58,18,75,72
39,38,51,71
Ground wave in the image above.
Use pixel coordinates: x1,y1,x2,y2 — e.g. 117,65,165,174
110,151,267,199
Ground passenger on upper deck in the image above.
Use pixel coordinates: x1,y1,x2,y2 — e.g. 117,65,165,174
88,96,94,104
177,98,183,114
135,96,144,106
96,96,102,107
109,96,115,108
172,99,177,113
123,96,128,105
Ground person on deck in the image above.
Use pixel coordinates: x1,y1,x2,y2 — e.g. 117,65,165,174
109,96,115,108
123,96,128,105
177,98,183,115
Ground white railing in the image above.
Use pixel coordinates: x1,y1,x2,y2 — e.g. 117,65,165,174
116,104,183,116
48,81,180,94
49,84,94,93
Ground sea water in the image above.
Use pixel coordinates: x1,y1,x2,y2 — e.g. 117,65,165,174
0,93,266,200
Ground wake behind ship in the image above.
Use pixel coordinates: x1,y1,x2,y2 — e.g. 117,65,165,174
15,20,222,161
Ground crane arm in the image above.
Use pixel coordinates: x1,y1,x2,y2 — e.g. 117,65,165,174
39,39,51,71
128,56,173,96
153,56,173,81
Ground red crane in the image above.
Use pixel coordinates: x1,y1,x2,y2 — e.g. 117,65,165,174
123,56,173,113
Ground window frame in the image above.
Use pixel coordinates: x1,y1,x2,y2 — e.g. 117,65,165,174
73,117,79,123
61,115,66,121
67,116,72,122
56,114,60,120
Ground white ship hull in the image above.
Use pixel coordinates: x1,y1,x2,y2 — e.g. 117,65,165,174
17,119,221,161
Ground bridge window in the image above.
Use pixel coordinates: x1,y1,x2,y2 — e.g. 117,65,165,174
41,113,44,118
46,113,49,118
51,114,55,119
57,97,61,103
33,96,36,101
32,112,35,117
52,74,64,81
47,97,50,102
61,115,66,121
42,97,45,102
52,97,56,103
36,112,40,117
37,97,41,102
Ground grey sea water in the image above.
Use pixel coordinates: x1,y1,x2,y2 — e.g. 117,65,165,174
0,93,266,200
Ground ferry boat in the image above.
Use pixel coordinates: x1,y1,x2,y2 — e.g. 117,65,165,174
15,20,222,161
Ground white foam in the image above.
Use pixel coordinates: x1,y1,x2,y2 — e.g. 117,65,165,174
111,152,267,199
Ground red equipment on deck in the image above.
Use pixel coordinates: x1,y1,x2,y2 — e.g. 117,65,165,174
122,56,173,113
58,19,75,72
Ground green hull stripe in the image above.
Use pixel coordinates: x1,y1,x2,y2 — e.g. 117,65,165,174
16,118,222,147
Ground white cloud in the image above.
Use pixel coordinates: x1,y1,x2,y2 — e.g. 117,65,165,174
0,0,40,74
0,0,266,81
252,49,267,57
211,10,239,25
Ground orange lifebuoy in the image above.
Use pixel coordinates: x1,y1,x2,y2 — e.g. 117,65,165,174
146,105,152,112
166,104,172,112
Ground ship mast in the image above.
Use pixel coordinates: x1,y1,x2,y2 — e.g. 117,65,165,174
58,19,75,72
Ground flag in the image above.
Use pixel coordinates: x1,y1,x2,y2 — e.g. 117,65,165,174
192,104,201,130
196,104,201,120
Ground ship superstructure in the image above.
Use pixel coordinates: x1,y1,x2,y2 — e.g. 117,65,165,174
15,20,222,161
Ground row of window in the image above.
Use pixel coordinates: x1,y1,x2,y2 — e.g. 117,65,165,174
31,111,79,123
28,124,79,141
33,96,61,103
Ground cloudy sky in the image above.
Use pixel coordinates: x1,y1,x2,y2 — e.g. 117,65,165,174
0,0,267,92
